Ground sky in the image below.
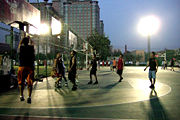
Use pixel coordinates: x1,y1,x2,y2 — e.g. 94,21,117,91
98,0,180,52
30,0,180,52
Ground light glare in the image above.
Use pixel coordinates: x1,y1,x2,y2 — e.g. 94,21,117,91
39,23,49,35
51,17,62,35
137,15,161,36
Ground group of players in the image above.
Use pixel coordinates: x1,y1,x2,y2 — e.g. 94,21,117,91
52,51,125,89
17,37,158,104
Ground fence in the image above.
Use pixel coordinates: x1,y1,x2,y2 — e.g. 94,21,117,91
0,22,91,78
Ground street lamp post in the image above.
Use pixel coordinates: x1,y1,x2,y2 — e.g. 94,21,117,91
165,49,167,61
148,34,151,59
85,42,88,69
10,26,14,69
137,15,161,60
44,0,49,78
37,0,40,79
39,23,49,77
37,36,40,78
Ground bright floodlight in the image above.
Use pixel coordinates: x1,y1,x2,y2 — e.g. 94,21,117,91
51,17,62,35
137,15,161,36
39,23,49,35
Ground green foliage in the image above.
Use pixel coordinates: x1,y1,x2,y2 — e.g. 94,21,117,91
124,52,135,62
87,32,111,60
112,49,122,57
166,50,175,61
175,55,180,61
47,53,55,60
36,53,46,60
35,53,54,61
136,55,143,62
77,53,86,69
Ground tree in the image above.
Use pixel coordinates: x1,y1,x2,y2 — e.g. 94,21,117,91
124,52,135,62
87,32,111,60
166,49,176,61
36,53,46,60
112,49,122,57
136,55,143,62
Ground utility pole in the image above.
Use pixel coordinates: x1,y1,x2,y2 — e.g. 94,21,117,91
44,0,49,78
85,42,88,69
165,48,167,61
148,35,151,59
10,27,14,69
37,0,40,78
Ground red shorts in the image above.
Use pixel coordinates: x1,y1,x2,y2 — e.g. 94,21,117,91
56,73,63,77
51,69,63,78
18,67,34,86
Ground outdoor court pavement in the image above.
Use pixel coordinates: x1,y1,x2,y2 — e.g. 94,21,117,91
0,67,180,120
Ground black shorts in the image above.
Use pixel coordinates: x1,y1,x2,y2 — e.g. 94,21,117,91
58,70,64,75
113,66,116,69
90,69,97,75
117,69,123,75
68,72,76,80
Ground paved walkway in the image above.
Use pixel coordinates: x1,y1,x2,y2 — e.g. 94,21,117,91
0,67,180,120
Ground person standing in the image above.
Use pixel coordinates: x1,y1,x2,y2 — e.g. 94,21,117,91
117,54,124,82
97,60,100,71
144,52,158,89
17,37,35,103
53,53,68,88
68,50,77,91
88,54,98,85
113,58,117,71
171,58,175,71
106,60,108,66
62,57,68,86
164,60,167,70
161,61,164,69
102,60,104,67
110,59,113,71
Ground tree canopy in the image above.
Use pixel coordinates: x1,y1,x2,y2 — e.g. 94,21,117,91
87,32,111,60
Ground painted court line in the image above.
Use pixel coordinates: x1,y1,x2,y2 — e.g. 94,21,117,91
0,114,139,120
0,81,171,109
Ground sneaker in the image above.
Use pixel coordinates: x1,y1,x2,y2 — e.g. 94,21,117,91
76,79,79,83
119,77,123,82
27,97,31,104
65,82,68,87
149,84,155,89
88,81,93,84
20,96,25,101
93,81,98,85
58,82,62,88
72,85,77,91
55,82,58,88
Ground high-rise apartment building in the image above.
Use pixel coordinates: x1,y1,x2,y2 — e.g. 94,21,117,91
52,0,84,17
100,20,104,35
31,0,102,41
63,0,100,40
52,0,67,17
